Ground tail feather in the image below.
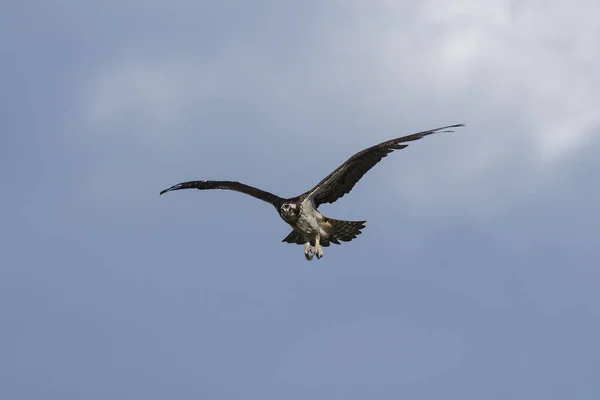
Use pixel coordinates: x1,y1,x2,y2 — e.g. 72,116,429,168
326,218,366,244
281,218,366,247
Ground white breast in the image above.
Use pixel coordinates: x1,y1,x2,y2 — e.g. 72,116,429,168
295,199,322,239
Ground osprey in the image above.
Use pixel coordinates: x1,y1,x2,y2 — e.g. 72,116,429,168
160,123,464,260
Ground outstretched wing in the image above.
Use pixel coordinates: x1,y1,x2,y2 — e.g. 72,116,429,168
160,180,283,206
303,123,465,207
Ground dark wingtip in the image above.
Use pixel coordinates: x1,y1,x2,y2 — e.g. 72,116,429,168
439,123,466,133
159,184,179,195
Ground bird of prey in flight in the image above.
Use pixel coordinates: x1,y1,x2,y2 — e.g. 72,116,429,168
160,123,464,260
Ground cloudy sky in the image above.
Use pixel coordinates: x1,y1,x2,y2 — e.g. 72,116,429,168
2,1,599,398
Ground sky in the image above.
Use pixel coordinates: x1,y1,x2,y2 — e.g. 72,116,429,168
1,0,599,398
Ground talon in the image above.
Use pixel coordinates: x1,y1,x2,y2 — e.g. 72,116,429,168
314,236,324,260
315,246,324,259
304,243,314,261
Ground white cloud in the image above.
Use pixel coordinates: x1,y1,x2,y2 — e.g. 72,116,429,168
352,0,600,162
82,0,600,157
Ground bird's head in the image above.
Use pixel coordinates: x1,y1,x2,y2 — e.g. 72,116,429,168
279,202,298,221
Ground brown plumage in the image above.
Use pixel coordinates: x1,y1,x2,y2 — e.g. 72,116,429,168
300,124,465,207
160,180,282,206
160,123,465,260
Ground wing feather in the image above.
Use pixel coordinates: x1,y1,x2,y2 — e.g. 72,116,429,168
303,123,465,206
160,180,282,206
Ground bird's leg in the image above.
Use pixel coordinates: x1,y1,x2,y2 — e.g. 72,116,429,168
315,235,324,259
304,242,314,261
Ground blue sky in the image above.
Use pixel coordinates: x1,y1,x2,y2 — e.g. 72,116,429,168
2,1,599,399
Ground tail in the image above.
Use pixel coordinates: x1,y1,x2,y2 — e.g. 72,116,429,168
325,218,366,245
280,218,366,247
